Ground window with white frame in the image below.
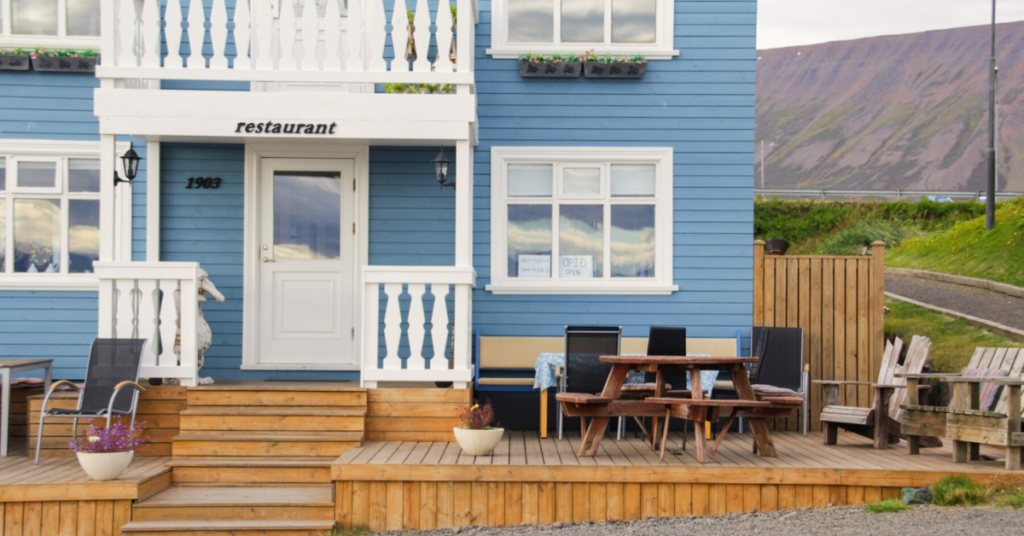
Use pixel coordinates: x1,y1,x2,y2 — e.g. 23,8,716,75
0,0,100,48
487,0,677,59
488,147,677,295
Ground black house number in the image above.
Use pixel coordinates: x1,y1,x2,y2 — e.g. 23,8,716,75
187,177,222,189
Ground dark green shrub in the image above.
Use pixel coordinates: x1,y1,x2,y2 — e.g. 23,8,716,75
931,476,989,506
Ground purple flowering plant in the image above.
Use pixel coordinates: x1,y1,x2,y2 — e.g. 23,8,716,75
69,421,145,454
456,399,499,430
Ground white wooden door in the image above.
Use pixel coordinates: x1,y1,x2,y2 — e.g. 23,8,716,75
258,158,357,367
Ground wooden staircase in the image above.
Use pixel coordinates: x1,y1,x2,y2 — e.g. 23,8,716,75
121,383,367,535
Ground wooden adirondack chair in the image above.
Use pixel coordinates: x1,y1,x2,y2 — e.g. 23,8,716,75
816,335,932,449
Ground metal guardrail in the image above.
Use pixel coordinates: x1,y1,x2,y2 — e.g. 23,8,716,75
755,189,1023,201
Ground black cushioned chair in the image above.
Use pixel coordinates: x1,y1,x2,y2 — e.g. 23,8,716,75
558,326,622,440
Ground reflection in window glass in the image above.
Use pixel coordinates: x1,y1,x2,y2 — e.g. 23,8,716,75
14,199,61,273
611,0,656,43
17,161,57,189
69,159,101,192
561,0,604,43
0,160,6,191
273,172,341,260
12,0,58,35
0,200,5,269
611,164,656,196
508,205,552,278
508,164,553,197
69,200,100,273
562,168,601,195
67,0,100,35
508,0,554,43
559,205,603,278
611,205,655,277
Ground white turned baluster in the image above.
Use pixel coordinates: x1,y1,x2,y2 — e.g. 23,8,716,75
209,0,229,68
136,279,160,367
322,0,342,71
165,0,185,68
158,280,180,367
433,0,454,72
278,0,298,69
429,284,450,368
381,283,403,369
141,0,161,67
185,0,206,68
253,0,273,70
300,0,319,70
114,279,137,340
347,0,364,72
411,0,430,71
389,0,408,72
116,0,137,66
233,0,251,69
405,283,426,369
366,0,386,71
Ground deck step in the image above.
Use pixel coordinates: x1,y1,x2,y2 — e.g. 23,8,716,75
120,520,335,535
167,458,333,485
131,485,335,522
172,432,362,458
180,408,365,433
187,387,367,408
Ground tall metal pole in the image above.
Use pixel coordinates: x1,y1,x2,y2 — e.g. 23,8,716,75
986,0,997,230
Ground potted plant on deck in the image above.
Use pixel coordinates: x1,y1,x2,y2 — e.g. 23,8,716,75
453,400,504,456
0,48,31,71
518,53,583,78
582,50,647,79
69,421,144,481
31,48,99,73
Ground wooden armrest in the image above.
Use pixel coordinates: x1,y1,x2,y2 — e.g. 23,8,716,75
814,380,873,386
47,380,80,393
646,397,772,408
872,383,905,390
113,381,146,393
941,377,1024,386
895,373,959,379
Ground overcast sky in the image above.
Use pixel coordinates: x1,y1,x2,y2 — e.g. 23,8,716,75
758,0,1024,50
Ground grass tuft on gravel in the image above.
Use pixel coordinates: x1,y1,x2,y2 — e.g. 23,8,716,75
865,499,910,514
322,526,370,536
931,476,990,507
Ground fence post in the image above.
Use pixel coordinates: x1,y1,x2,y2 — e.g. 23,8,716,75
870,241,886,384
753,240,765,327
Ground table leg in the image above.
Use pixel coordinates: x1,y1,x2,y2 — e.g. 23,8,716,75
540,390,548,439
44,365,52,392
650,370,664,450
1,369,9,457
690,369,708,462
577,364,631,457
730,364,778,457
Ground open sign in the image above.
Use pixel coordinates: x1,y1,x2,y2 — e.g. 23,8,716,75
559,256,594,278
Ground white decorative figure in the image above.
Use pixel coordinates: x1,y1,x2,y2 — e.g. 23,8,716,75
174,268,226,385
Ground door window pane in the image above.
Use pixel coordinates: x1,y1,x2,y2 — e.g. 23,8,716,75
12,0,58,34
612,0,656,43
67,0,100,35
611,205,655,277
559,205,603,278
508,164,553,197
273,172,341,260
68,200,99,273
611,164,656,197
17,161,57,189
508,0,554,43
69,159,101,192
14,199,61,273
562,167,601,196
561,0,604,43
508,204,552,278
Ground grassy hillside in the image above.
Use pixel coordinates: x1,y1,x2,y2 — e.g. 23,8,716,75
888,198,1024,287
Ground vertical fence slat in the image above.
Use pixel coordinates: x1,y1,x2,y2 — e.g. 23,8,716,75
347,0,366,71
857,258,871,407
431,284,451,369
844,260,858,407
753,241,764,327
158,280,179,367
870,242,886,395
832,260,846,404
774,258,786,326
809,258,822,431
116,0,137,66
763,258,775,328
366,0,387,71
796,258,810,432
822,258,834,389
253,0,273,70
278,0,299,70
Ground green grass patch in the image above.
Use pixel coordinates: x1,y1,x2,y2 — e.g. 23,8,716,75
818,219,917,255
322,526,370,536
865,498,910,513
884,298,1020,372
997,493,1024,509
931,476,990,506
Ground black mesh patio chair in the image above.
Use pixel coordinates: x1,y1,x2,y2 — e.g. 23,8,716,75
34,338,149,464
558,326,622,440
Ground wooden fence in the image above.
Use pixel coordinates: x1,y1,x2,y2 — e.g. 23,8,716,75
753,240,886,432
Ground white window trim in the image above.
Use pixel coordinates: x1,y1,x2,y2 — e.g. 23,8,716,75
0,0,101,50
0,139,132,291
488,146,677,296
487,0,679,60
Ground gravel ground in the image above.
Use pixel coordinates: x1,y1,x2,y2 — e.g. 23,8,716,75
378,506,1024,536
886,274,1024,331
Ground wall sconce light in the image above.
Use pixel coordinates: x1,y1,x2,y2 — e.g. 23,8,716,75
114,142,142,187
433,147,455,190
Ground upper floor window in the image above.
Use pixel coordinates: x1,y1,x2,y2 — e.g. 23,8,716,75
1,0,100,47
488,0,677,60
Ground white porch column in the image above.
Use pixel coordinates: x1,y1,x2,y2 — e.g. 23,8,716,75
99,134,118,262
146,142,161,262
452,140,474,389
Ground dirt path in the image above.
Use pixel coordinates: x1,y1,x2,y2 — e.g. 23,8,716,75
885,274,1024,332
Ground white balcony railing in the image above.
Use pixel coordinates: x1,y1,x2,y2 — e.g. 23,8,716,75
361,266,475,388
100,0,476,85
95,262,201,387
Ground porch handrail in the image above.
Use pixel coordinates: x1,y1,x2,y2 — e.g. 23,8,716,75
361,266,475,388
95,261,201,387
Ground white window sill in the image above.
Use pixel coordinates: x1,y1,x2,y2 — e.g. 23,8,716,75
486,282,678,296
487,47,680,61
0,276,99,291
0,35,101,50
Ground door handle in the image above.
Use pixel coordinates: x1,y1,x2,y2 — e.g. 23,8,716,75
262,257,276,263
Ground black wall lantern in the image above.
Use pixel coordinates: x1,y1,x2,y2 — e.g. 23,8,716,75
433,147,455,190
114,142,142,187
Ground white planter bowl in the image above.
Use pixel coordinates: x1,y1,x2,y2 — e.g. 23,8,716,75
76,451,134,481
453,427,505,456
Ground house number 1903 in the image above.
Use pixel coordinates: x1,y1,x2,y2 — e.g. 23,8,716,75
187,177,222,189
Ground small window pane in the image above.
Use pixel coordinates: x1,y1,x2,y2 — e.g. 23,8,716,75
0,200,5,270
561,0,605,43
14,199,61,273
69,200,100,273
273,172,342,260
509,0,554,43
508,205,552,278
611,164,656,197
612,0,657,44
508,164,553,197
611,205,655,277
12,0,58,35
17,161,57,189
0,160,6,191
69,159,101,192
559,205,603,278
67,0,100,36
562,168,601,196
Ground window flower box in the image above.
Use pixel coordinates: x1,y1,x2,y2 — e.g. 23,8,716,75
583,51,647,79
518,54,582,78
31,48,99,73
0,53,31,71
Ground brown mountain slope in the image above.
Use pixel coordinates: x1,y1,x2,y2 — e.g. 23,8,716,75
756,22,1024,191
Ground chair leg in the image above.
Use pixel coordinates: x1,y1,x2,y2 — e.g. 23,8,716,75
824,422,838,446
802,401,809,437
617,416,624,441
557,405,564,440
908,435,920,455
34,412,46,465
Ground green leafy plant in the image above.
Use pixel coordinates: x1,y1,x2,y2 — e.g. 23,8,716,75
450,5,457,23
518,53,580,63
382,83,454,94
931,476,990,506
581,49,645,63
406,9,414,20
31,47,98,58
1,47,28,55
864,499,909,514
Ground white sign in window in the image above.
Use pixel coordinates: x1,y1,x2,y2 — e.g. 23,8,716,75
518,254,551,278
